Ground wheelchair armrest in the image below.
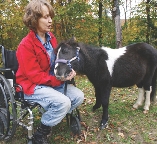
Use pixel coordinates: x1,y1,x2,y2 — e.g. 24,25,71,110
15,84,38,109
0,67,12,72
0,67,16,85
15,84,24,100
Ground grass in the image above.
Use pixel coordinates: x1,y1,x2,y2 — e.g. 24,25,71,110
2,75,157,144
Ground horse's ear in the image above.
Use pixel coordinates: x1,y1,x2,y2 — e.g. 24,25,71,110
72,36,76,41
69,36,76,43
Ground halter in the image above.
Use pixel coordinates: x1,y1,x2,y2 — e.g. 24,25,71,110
55,47,80,70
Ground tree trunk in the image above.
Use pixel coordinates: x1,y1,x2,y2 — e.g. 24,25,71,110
146,0,151,43
98,0,103,47
112,0,122,48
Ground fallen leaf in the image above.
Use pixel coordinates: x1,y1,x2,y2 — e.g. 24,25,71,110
118,132,125,138
54,135,62,141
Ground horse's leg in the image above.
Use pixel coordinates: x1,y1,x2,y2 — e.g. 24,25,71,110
100,87,111,130
133,87,145,109
141,67,155,113
93,87,102,111
143,86,152,113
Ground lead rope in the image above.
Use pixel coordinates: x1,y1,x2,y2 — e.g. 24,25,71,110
64,81,67,95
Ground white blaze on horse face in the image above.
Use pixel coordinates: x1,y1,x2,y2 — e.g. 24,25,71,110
54,47,61,76
101,46,127,76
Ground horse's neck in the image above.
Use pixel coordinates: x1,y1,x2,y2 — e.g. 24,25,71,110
79,44,109,75
79,46,99,73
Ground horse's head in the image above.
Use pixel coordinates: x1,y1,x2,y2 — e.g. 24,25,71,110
54,37,80,80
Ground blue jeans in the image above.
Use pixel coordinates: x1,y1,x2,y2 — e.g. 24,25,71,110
24,84,84,127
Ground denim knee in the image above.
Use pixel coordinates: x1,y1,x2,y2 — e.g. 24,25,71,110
60,96,71,113
41,96,71,126
78,90,84,104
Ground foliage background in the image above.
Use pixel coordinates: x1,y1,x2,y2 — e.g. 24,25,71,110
1,1,157,143
1,0,157,50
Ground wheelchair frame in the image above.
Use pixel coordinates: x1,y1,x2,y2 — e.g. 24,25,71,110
0,45,81,143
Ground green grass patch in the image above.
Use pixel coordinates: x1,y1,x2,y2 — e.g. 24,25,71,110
3,75,157,144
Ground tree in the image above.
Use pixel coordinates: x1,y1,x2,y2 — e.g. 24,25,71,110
98,0,103,47
146,0,151,43
123,0,157,46
0,0,28,50
112,0,122,48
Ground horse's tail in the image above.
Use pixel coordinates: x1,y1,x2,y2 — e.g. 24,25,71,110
151,68,157,101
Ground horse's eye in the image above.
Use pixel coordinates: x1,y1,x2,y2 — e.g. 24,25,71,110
62,48,68,54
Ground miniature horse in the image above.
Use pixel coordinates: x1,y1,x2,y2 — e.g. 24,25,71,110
54,38,157,129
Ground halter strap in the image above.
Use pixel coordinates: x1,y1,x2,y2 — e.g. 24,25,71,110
55,47,80,70
55,59,68,64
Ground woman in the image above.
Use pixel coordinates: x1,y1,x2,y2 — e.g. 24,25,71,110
16,0,84,143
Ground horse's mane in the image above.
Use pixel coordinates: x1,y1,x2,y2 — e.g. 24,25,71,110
77,42,91,60
78,42,108,61
56,39,91,60
56,39,107,62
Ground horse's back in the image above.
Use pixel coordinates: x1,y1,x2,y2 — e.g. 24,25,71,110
126,42,157,57
111,43,157,87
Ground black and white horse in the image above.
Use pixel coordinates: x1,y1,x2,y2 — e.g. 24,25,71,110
54,37,157,129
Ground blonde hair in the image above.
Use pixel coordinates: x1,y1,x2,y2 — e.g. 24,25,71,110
23,0,55,32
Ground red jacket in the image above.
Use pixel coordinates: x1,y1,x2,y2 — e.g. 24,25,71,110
16,30,63,95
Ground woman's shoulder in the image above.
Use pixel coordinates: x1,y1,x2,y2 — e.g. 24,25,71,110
19,31,37,46
17,38,33,54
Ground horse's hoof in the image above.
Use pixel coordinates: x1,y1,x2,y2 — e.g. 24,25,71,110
143,105,149,112
99,121,108,130
143,110,148,114
133,103,139,109
132,107,136,111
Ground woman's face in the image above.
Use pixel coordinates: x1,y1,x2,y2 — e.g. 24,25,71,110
36,5,52,34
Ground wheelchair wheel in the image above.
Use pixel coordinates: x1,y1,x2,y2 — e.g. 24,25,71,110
70,115,81,135
0,74,17,141
0,110,7,140
74,108,81,121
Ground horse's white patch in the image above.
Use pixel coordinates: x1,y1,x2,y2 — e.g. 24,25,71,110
101,46,127,76
54,47,61,75
54,63,58,75
56,47,61,60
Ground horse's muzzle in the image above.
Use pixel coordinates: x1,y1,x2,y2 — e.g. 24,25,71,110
55,72,70,81
55,75,66,81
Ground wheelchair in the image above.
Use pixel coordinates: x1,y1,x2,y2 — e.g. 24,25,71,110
0,45,82,143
